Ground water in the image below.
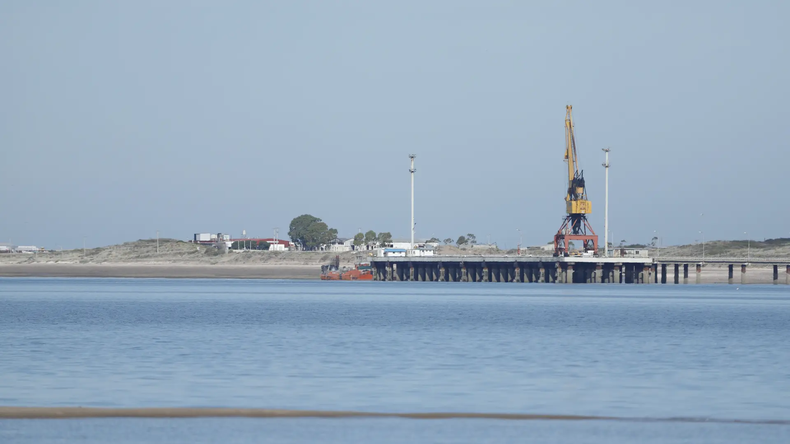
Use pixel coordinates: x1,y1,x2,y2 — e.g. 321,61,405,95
1,278,789,442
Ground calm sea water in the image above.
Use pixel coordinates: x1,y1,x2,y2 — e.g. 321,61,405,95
1,278,789,443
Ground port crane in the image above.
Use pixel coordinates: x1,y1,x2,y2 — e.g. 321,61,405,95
554,105,598,256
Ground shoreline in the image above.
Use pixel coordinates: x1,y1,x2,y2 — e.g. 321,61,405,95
0,407,786,424
0,264,319,280
0,263,783,284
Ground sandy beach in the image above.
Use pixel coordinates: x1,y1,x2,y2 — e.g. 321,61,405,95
1,240,787,283
0,264,318,279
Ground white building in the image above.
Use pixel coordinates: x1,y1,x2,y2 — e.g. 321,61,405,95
388,239,436,250
378,248,407,257
408,248,434,257
375,247,434,257
613,248,649,258
328,238,353,253
269,242,287,252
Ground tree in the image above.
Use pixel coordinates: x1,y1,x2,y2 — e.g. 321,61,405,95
456,235,468,246
377,232,392,247
288,214,338,250
364,230,377,246
651,236,658,247
427,237,440,244
443,238,453,245
353,233,364,249
466,233,477,245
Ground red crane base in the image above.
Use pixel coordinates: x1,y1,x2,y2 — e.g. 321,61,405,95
554,215,598,257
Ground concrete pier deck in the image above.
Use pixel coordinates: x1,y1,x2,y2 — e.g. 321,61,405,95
371,256,654,284
370,256,790,284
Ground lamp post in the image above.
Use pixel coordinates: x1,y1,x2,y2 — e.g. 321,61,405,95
409,154,416,253
602,148,610,256
699,213,705,264
517,228,522,256
654,230,660,260
744,231,750,263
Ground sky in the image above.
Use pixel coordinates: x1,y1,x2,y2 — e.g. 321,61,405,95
2,0,788,249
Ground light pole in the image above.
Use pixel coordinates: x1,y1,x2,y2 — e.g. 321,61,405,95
654,230,660,260
156,230,159,254
699,213,705,264
409,154,416,253
602,148,610,256
744,231,750,262
517,228,522,256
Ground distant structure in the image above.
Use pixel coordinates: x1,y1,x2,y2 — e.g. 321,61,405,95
602,147,610,257
14,246,42,253
378,239,434,257
192,233,231,250
409,154,416,253
553,105,598,256
612,248,649,258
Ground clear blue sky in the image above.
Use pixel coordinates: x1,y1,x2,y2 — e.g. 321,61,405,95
2,1,788,249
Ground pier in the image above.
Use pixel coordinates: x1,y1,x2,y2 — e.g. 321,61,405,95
370,256,790,284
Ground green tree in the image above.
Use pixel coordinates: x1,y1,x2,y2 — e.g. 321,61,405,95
288,214,338,250
443,238,453,245
456,235,468,246
364,230,377,246
466,233,477,245
427,237,440,243
377,232,392,247
353,233,364,248
324,228,338,246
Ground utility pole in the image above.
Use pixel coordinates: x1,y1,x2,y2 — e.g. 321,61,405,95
699,213,705,265
517,228,522,256
602,148,610,257
744,231,750,262
654,230,659,260
83,237,86,256
156,231,159,254
409,154,416,253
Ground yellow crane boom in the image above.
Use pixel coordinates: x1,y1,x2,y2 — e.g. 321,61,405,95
564,105,591,215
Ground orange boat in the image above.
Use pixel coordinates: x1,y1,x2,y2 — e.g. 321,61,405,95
321,256,374,281
340,263,374,281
